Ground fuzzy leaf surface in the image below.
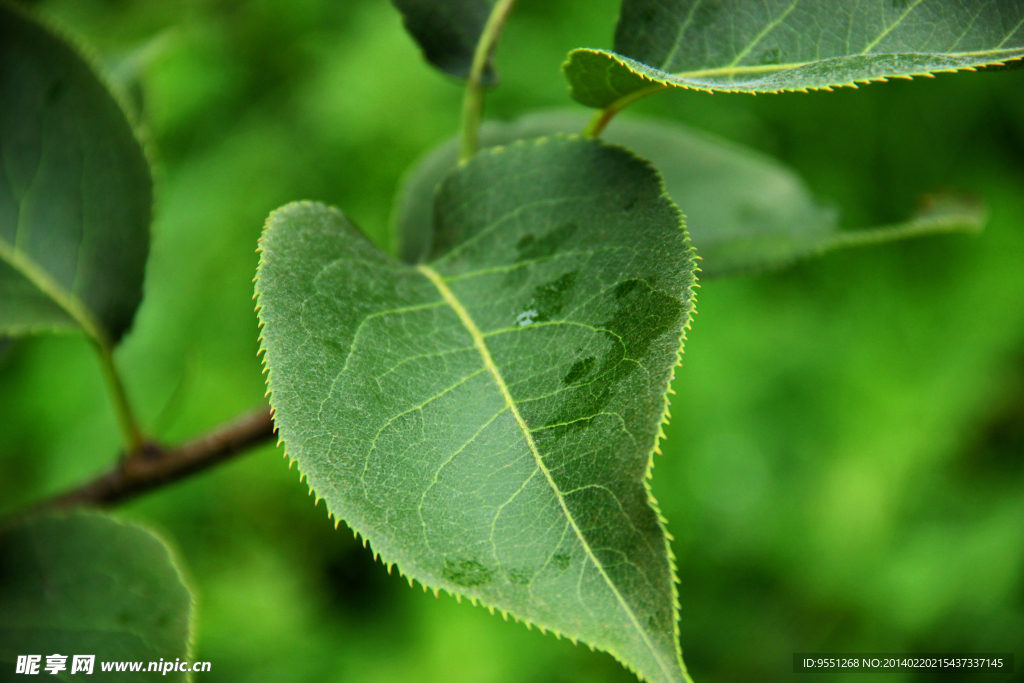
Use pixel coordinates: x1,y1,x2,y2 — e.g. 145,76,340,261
393,111,983,276
0,511,193,681
391,0,497,83
565,0,1024,106
256,136,696,683
0,4,151,343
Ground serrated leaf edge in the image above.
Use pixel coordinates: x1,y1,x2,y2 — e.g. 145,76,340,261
565,47,1024,105
255,135,699,683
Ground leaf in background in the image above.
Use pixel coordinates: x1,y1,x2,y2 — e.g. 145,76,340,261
698,192,986,277
0,511,193,682
392,0,498,83
0,4,152,344
565,0,1024,107
256,137,696,683
392,110,985,276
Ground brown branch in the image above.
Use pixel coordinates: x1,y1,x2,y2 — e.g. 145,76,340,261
28,405,276,513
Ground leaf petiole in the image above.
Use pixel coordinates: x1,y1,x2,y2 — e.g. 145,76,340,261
459,0,519,163
0,239,145,453
582,85,666,138
95,341,145,454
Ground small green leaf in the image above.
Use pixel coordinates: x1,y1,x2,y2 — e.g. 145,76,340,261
565,1,1024,106
392,0,498,83
257,136,696,683
392,110,984,276
0,511,193,682
0,4,152,344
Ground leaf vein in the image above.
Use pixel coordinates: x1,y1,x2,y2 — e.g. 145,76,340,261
726,0,801,68
416,263,675,681
860,0,924,54
418,406,511,553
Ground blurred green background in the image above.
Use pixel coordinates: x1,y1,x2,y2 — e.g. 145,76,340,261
2,0,1023,681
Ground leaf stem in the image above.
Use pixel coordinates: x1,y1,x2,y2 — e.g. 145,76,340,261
94,341,145,453
459,0,519,164
0,239,145,453
581,85,667,138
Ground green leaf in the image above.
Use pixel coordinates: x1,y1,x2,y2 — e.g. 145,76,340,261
256,136,696,683
391,0,498,83
0,511,193,682
392,110,984,276
565,1,1024,107
0,4,152,344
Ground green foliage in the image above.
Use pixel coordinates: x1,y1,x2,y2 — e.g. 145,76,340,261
0,3,152,345
395,110,985,276
256,137,696,683
0,511,193,682
0,339,13,366
392,0,497,82
565,0,1024,107
3,0,1024,682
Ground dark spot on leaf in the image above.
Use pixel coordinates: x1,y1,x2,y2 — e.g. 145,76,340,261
603,280,682,361
615,279,640,300
508,568,532,585
564,356,596,385
156,613,170,629
541,278,683,432
442,558,494,587
647,608,671,631
758,47,783,65
552,553,571,571
521,271,578,324
516,222,578,262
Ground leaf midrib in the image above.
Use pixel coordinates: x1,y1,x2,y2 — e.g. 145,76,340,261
859,0,924,54
654,0,1018,75
668,46,1024,80
642,0,1023,80
415,263,676,681
723,0,800,69
0,235,106,343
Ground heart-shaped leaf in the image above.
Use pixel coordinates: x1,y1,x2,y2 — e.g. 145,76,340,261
392,0,498,83
0,511,193,681
565,1,1024,107
0,4,152,344
256,136,696,683
393,110,984,276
